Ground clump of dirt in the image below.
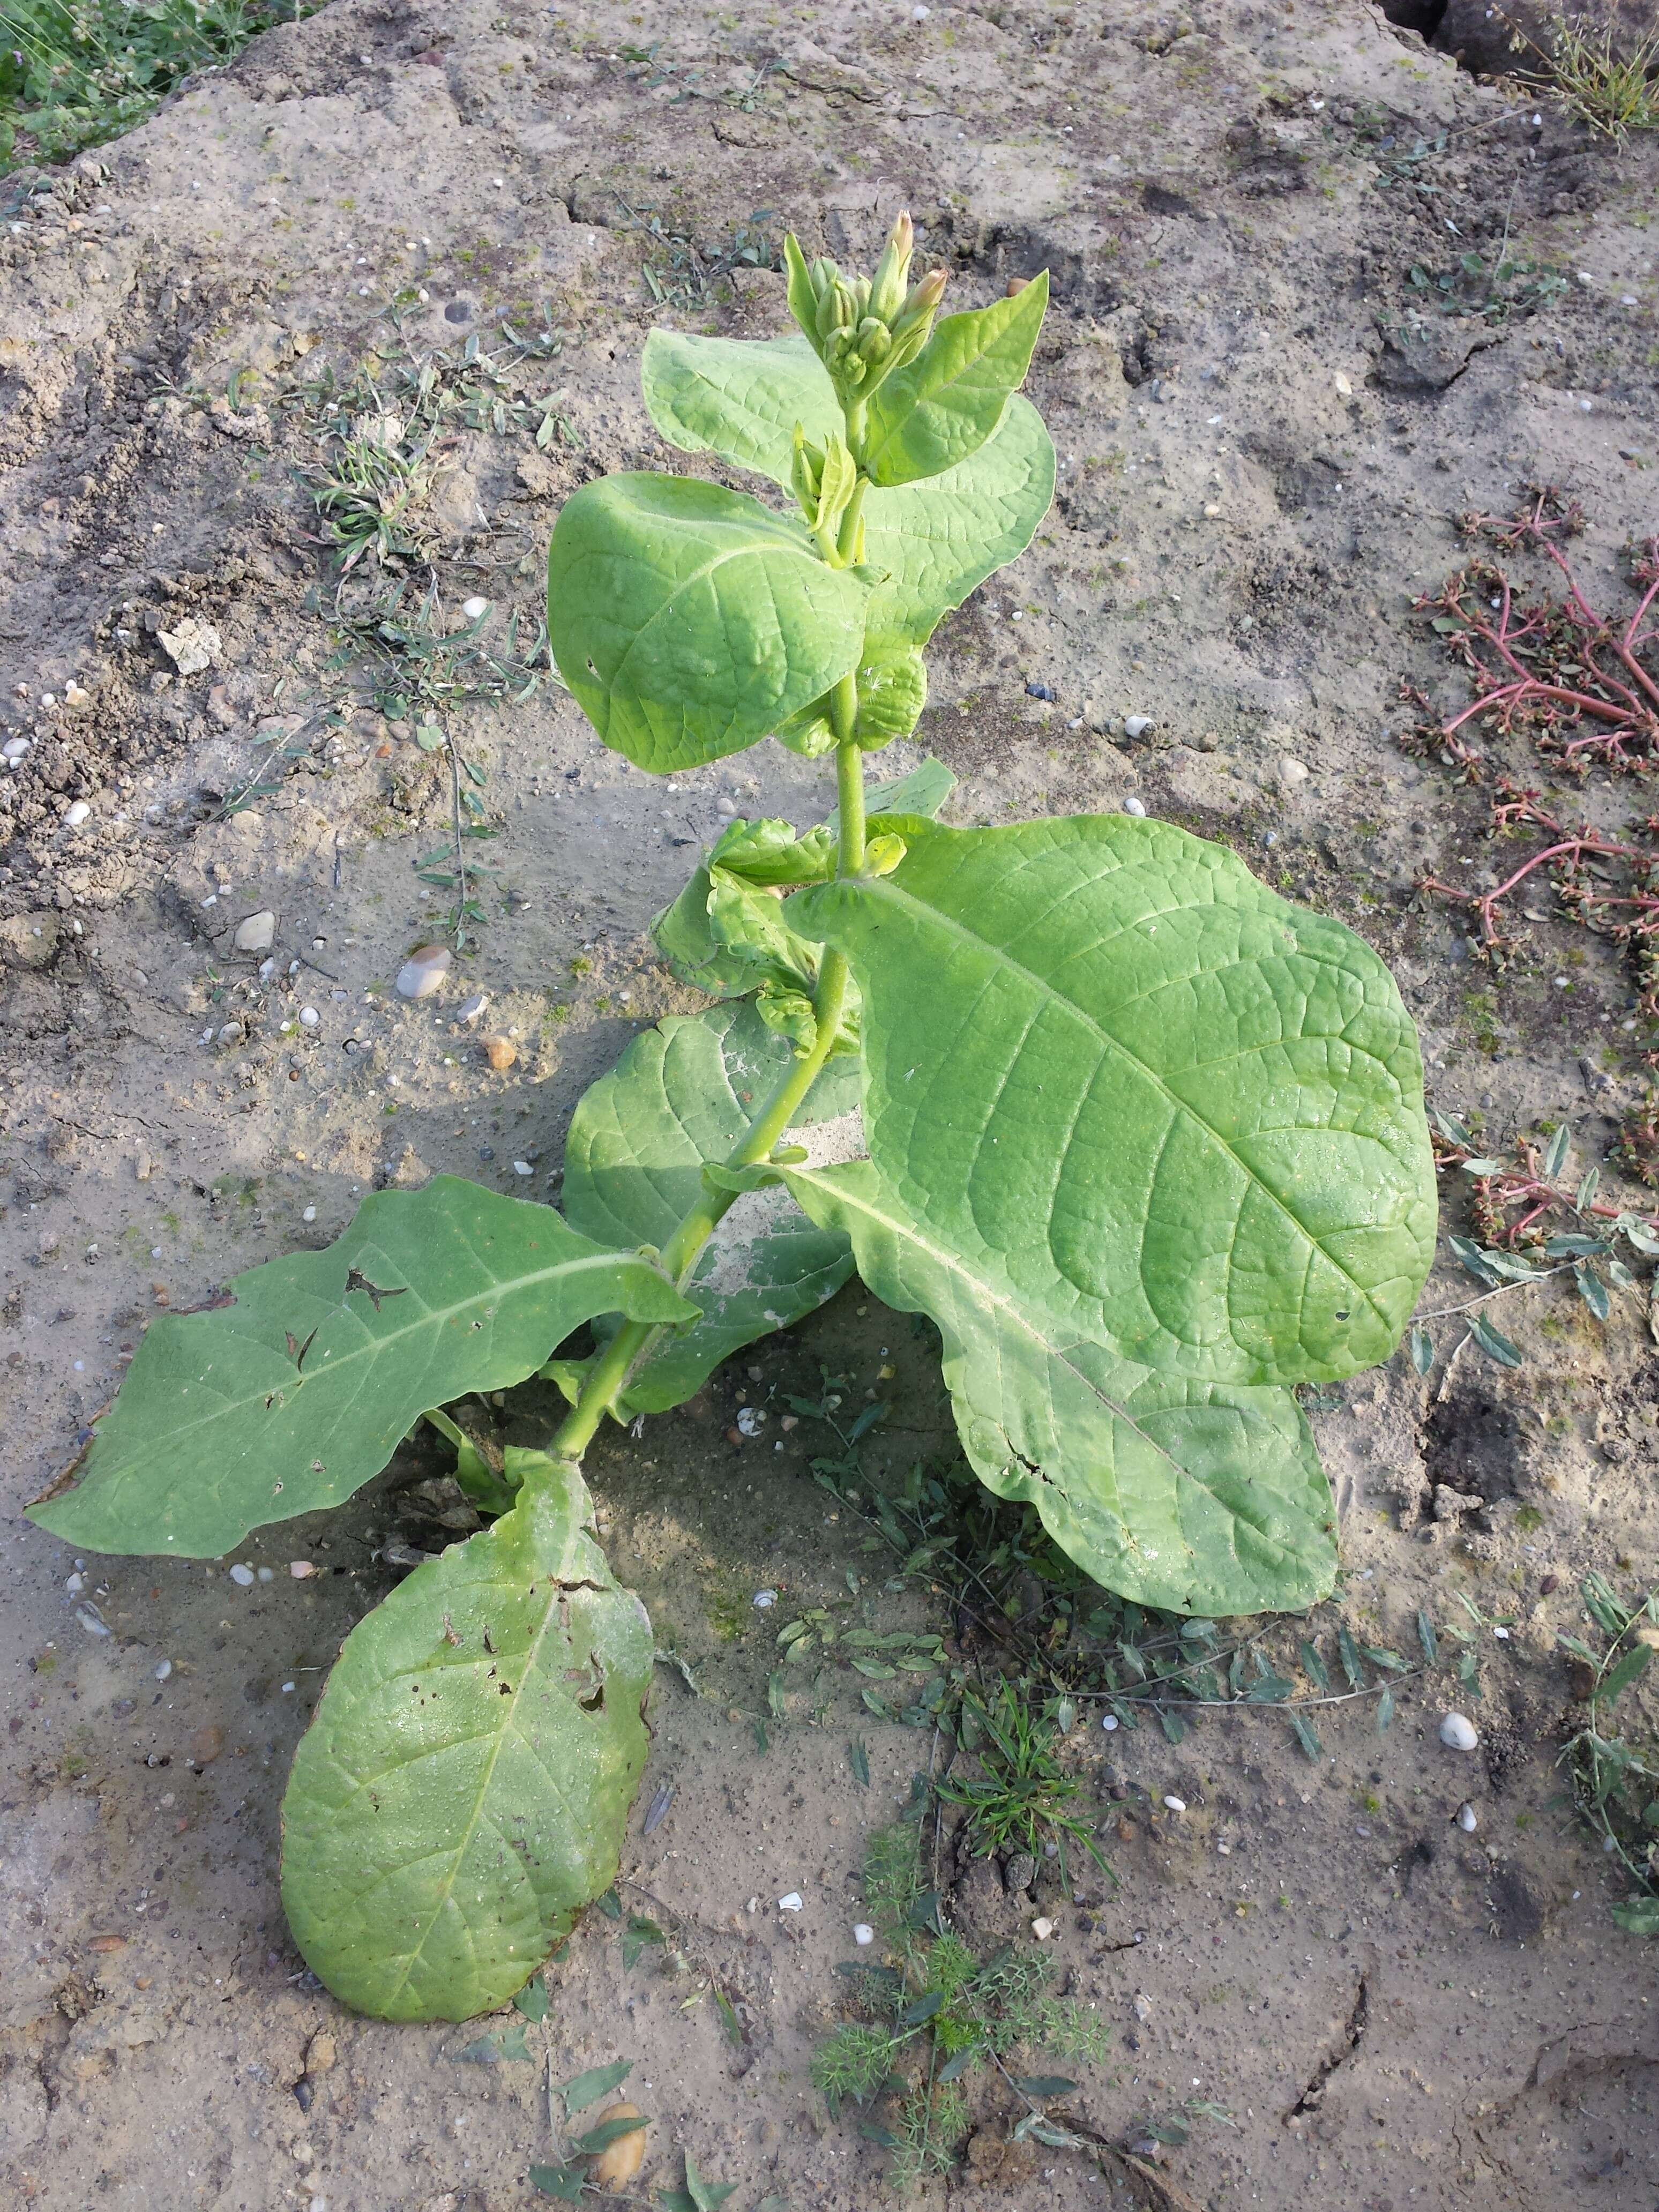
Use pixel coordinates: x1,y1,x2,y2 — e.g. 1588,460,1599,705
4,3,1659,2209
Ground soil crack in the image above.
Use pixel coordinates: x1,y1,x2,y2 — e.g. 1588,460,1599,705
1286,1975,1369,2120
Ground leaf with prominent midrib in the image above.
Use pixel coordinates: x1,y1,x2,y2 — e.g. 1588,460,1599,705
545,474,868,774
563,1002,859,1415
733,1159,1336,1616
280,1450,652,2021
789,814,1435,1386
26,1179,696,1557
860,275,1049,488
641,328,839,484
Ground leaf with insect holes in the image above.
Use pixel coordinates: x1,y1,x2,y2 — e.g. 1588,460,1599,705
27,1179,694,1558
560,1000,859,1416
720,1158,1339,1616
641,328,841,484
545,474,868,774
788,814,1436,1386
279,1451,652,2021
861,275,1049,487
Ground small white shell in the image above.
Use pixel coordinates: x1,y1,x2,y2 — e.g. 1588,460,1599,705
1439,1712,1479,1751
1456,1803,1478,1832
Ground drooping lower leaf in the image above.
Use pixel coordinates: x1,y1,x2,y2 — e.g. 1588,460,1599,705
562,1002,859,1415
789,814,1436,1387
744,1160,1336,1616
27,1179,696,1558
280,1451,652,2021
545,473,868,773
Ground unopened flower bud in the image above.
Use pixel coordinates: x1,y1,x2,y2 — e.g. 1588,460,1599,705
856,317,892,366
893,265,947,339
790,425,825,517
868,211,915,324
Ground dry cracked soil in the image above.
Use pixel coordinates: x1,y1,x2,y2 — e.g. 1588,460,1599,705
3,2,1659,2209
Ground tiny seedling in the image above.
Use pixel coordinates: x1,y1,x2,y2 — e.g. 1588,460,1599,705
29,214,1434,2022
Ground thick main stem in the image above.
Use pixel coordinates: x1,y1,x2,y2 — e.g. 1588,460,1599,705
550,734,865,1461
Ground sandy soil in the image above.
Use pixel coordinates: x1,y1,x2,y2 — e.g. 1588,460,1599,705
3,2,1659,2207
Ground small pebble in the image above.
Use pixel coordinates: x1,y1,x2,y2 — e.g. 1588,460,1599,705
216,1022,242,1045
1456,1802,1478,1833
483,1035,516,1071
298,1006,320,1029
512,1159,533,1177
454,991,489,1026
257,1566,274,1583
65,799,92,828
302,1207,317,1223
736,1405,765,1436
462,596,490,619
1124,715,1154,739
1123,796,1147,817
1025,681,1056,702
154,1660,172,1682
229,1564,256,1588
1101,1714,1119,1731
290,1560,316,1578
776,1892,803,1912
1163,1795,1187,1814
2,736,30,763
396,944,452,998
853,1923,875,1946
1032,1916,1055,1941
234,910,276,953
1439,1711,1479,1751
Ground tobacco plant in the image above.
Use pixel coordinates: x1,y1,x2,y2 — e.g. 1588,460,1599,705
28,215,1436,2023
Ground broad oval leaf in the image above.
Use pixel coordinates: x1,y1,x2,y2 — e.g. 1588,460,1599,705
280,1451,651,2020
790,816,1435,1386
27,1179,696,1558
860,274,1049,488
641,327,839,487
563,1001,858,1414
546,474,868,774
862,396,1056,649
759,1160,1336,1616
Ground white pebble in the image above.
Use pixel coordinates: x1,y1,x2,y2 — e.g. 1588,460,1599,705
298,1006,320,1028
1163,1794,1187,1813
155,1660,172,1681
257,1566,274,1583
1456,1802,1478,1833
76,1607,110,1637
64,800,92,828
777,1892,803,1912
289,1560,317,1579
281,1681,295,1694
2,736,30,762
1032,1916,1055,1941
66,1572,85,1595
1439,1711,1479,1751
302,1207,317,1223
229,1563,256,1587
234,909,276,953
396,945,452,999
853,1923,875,1946
1101,1714,1119,1731
454,991,489,1026
462,596,490,620
1124,715,1154,739
512,1159,534,1177
1123,796,1148,817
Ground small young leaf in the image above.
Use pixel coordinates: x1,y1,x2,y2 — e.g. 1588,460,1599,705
1468,1312,1525,1369
1600,1646,1654,1707
1417,1610,1438,1663
1544,1124,1571,1178
622,1915,667,1969
1289,1710,1323,1762
1611,1898,1659,1936
561,2059,633,2114
514,1975,550,2023
1574,1262,1610,1322
1014,2075,1079,2099
569,2113,649,2156
528,2164,587,2200
1299,1640,1330,1694
1576,1167,1601,1212
1410,1324,1433,1376
861,274,1049,487
1336,1621,1365,1691
1448,1235,1502,1287
849,1738,870,1787
1376,1684,1396,1734
938,2046,981,2082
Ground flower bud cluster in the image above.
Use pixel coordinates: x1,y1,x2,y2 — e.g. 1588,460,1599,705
786,212,947,403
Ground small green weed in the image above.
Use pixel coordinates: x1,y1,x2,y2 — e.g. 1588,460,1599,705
1523,11,1659,140
1559,1573,1659,1933
812,1821,1110,2189
1,0,323,169
940,1679,1108,1890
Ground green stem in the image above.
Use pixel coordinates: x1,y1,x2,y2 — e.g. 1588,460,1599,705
550,736,866,1460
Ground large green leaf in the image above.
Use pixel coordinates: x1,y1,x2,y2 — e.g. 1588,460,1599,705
545,474,868,774
280,1450,652,2021
862,396,1056,648
789,816,1435,1387
746,1160,1335,1615
27,1180,696,1558
563,1002,859,1414
860,274,1049,488
641,328,839,487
